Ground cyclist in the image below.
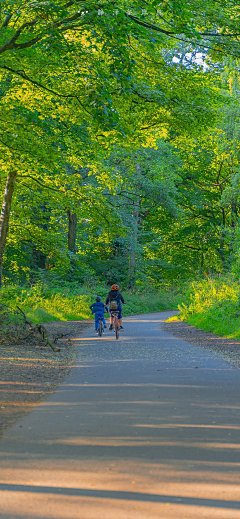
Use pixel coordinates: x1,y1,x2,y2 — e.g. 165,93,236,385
105,284,125,330
89,296,108,334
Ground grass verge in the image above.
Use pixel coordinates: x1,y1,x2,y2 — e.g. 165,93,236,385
167,277,240,340
0,282,181,323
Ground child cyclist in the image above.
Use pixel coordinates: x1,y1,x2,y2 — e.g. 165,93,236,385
89,296,109,333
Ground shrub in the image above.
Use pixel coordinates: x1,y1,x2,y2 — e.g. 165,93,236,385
176,277,240,339
0,281,181,323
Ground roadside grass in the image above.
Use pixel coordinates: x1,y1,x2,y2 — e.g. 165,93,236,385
4,277,240,340
166,277,240,340
0,282,181,323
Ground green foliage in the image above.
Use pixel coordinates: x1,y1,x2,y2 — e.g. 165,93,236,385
0,283,91,321
0,282,181,323
2,0,240,306
176,277,240,339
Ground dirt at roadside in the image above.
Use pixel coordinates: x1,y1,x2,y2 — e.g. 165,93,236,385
0,320,92,438
164,319,240,370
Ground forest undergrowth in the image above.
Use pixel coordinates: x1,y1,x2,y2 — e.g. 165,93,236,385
0,281,181,324
167,276,240,340
2,277,240,342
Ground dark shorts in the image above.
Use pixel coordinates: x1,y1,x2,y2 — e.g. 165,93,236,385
110,304,122,319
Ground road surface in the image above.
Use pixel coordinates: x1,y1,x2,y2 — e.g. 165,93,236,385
0,311,240,518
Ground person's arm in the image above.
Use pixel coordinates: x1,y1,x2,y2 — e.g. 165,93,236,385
90,303,95,314
120,294,125,304
104,305,109,313
105,295,109,305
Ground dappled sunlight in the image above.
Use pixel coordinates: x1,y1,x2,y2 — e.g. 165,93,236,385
2,494,240,519
71,335,170,342
133,423,240,430
0,503,239,519
41,400,173,407
1,433,240,518
0,389,43,393
1,312,240,518
193,404,240,409
180,442,240,450
72,359,159,365
0,401,38,407
0,357,56,363
0,478,240,519
71,336,119,342
0,381,44,386
1,460,240,483
59,383,209,387
72,335,177,341
36,435,240,451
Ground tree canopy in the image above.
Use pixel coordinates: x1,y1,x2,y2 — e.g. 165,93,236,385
1,0,240,289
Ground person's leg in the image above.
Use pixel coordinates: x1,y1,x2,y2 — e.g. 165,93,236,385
118,305,123,329
109,312,113,330
103,315,107,328
94,312,100,332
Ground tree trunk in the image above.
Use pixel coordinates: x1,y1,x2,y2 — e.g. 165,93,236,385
0,170,17,287
128,201,139,291
229,202,238,254
67,210,77,279
128,162,142,291
220,207,226,268
67,210,77,253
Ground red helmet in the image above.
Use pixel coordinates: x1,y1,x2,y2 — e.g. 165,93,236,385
111,284,119,290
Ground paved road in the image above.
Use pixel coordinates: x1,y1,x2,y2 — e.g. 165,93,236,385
1,312,240,519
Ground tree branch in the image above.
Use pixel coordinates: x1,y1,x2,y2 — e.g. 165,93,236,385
126,13,174,35
17,175,65,193
1,13,13,30
216,160,224,184
0,6,87,56
1,65,92,116
0,16,40,54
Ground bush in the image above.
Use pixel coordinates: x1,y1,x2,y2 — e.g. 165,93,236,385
0,281,181,323
176,277,240,339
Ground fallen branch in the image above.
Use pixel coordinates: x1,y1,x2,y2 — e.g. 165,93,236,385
53,332,70,344
16,305,32,326
0,304,61,351
29,324,61,352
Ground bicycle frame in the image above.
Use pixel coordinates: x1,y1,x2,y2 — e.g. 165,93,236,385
111,310,120,339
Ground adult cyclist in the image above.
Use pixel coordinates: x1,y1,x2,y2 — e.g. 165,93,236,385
105,284,125,331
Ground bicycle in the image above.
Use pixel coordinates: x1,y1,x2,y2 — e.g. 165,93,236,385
97,315,104,337
111,309,120,340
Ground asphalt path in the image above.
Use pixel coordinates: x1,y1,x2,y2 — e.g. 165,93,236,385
1,311,240,519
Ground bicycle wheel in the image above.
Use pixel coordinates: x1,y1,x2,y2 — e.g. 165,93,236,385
98,320,103,336
115,324,119,340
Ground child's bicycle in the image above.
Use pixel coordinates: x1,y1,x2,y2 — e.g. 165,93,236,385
97,316,104,337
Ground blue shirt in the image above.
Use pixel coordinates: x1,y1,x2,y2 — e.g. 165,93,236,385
90,302,108,314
